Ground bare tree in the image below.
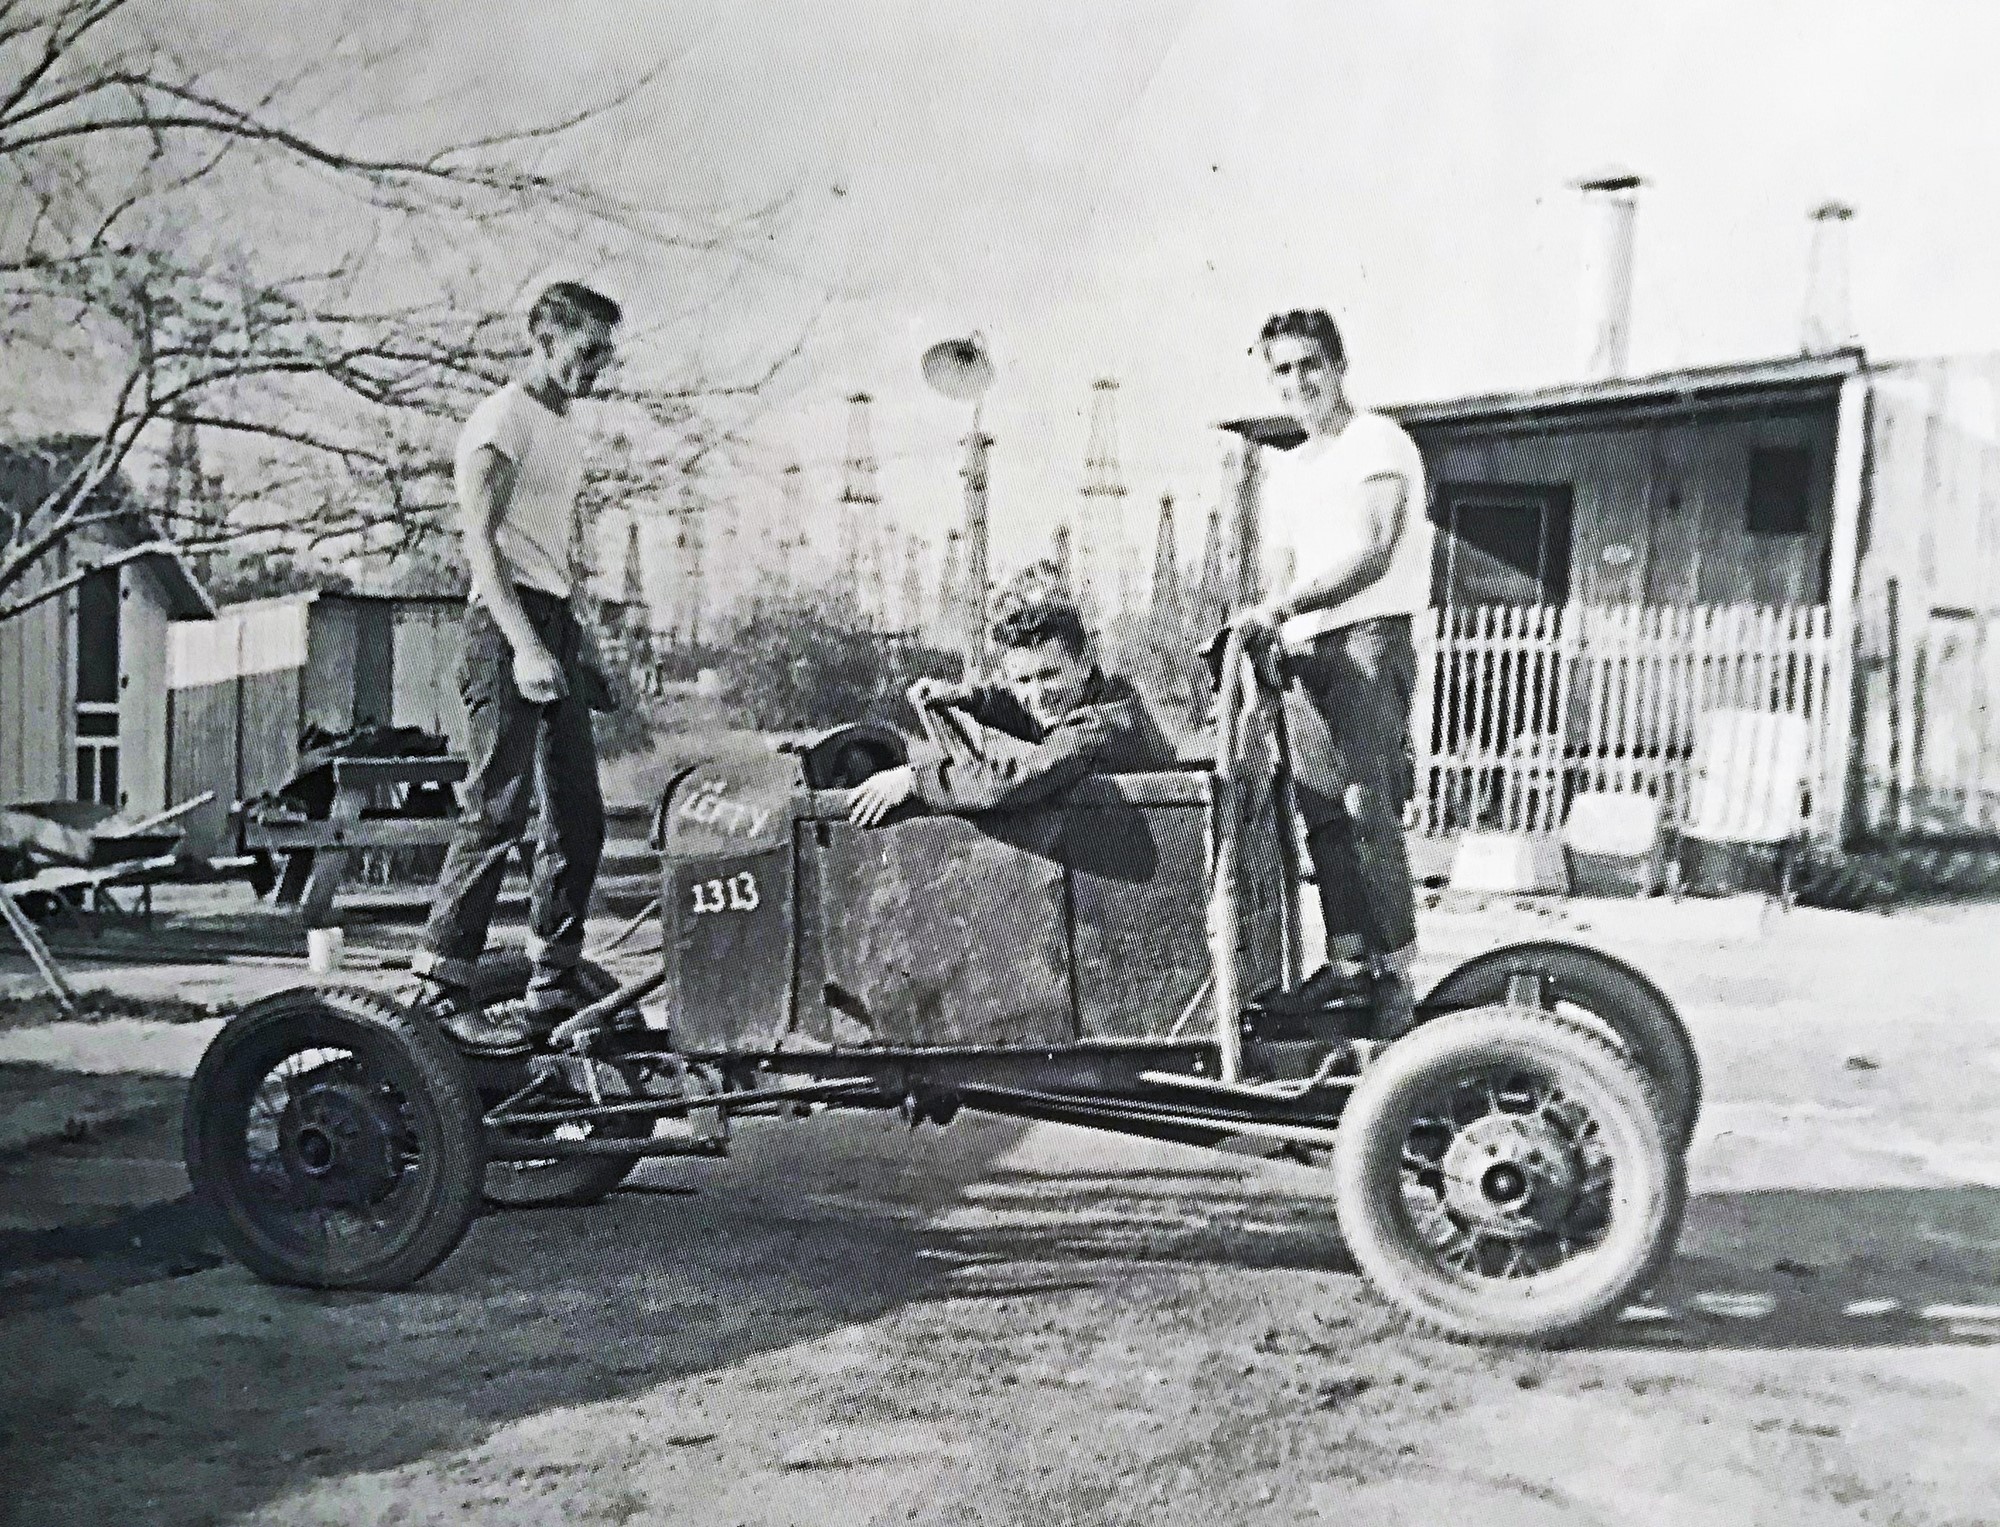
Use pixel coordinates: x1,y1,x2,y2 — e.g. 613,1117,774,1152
0,0,808,620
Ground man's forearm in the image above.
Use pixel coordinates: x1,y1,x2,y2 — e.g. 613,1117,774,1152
1272,546,1392,622
463,531,544,657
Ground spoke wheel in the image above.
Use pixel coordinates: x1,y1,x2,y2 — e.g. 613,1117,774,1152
1421,942,1701,1149
461,956,645,1209
185,987,484,1290
1333,1005,1683,1344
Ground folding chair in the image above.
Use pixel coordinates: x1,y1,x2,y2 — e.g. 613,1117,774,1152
1673,709,1813,905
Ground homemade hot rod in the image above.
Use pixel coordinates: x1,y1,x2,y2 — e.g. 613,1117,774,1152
184,634,1696,1344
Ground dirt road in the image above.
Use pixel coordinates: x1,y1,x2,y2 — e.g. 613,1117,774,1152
4,897,2000,1525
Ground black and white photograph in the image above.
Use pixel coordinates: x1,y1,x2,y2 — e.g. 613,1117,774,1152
3,2,1999,1522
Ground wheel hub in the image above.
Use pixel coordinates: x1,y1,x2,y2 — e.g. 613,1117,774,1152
277,1073,406,1207
1438,1110,1582,1238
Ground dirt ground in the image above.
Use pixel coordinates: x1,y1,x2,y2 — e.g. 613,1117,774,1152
4,894,2000,1526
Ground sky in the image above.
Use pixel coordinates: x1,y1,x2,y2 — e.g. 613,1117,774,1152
36,1,2000,613
445,0,2000,606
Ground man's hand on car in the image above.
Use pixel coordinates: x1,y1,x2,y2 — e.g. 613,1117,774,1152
512,642,567,704
908,677,966,708
1227,604,1290,690
1233,602,1282,652
847,764,918,827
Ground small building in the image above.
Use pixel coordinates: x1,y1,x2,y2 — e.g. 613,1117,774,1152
0,440,215,817
1223,183,2000,849
1225,345,2000,846
165,590,468,855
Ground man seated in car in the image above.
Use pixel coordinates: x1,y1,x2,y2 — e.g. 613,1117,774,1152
846,574,1177,825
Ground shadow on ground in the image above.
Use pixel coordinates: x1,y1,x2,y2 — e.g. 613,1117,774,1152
4,1105,2000,1524
0,1113,1356,1527
1619,1183,2000,1351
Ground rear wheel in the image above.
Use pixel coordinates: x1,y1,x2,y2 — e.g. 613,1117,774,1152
1332,1005,1683,1345
1421,942,1701,1149
483,1108,650,1209
465,951,643,1209
184,987,485,1290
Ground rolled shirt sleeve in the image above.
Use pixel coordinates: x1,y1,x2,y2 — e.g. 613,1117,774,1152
912,705,1120,813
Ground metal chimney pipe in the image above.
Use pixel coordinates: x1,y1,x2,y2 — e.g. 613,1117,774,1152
1575,168,1644,379
1801,200,1856,355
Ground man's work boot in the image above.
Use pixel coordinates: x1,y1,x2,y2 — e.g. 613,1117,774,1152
1368,947,1419,1042
527,966,620,1049
1252,961,1372,1018
410,977,536,1058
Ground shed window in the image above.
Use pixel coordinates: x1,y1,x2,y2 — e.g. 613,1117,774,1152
1746,447,1812,536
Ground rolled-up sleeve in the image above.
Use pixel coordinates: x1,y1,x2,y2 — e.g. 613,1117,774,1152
913,708,1119,813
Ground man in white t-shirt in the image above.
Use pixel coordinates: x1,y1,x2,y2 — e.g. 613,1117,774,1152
1233,309,1431,1039
412,281,622,1056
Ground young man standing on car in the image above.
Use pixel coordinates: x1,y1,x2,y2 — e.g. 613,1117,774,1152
411,281,623,1056
1232,308,1431,1039
846,582,1177,825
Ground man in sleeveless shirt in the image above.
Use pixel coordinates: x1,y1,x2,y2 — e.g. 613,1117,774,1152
411,281,623,1055
1233,309,1431,1039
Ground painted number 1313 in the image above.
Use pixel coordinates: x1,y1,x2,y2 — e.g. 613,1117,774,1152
690,872,759,915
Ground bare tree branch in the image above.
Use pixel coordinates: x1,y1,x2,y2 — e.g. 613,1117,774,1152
0,2,819,619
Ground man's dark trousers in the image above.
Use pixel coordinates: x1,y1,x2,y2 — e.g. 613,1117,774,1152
1281,615,1419,959
416,586,604,1011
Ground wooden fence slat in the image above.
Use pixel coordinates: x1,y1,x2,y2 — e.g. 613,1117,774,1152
1418,602,1836,838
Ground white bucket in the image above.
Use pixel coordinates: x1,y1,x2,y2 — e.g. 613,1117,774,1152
1449,832,1571,895
306,926,346,975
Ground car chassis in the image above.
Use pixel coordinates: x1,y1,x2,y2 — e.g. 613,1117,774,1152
185,633,1696,1344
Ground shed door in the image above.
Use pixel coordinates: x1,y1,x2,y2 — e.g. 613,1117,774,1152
73,567,121,805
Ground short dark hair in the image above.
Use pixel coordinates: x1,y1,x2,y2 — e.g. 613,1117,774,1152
1257,308,1345,369
529,281,622,336
993,597,1088,659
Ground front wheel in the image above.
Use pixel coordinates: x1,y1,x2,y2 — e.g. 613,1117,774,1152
1332,1006,1684,1345
184,987,486,1290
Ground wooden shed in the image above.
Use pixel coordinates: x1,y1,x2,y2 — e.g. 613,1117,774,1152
1224,346,2000,846
0,442,215,818
165,591,468,855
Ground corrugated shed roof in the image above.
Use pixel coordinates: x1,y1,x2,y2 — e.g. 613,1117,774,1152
1220,349,1868,448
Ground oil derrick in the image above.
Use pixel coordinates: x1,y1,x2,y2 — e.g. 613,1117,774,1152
939,530,963,648
714,498,742,631
160,418,224,578
1050,523,1075,596
1150,492,1183,634
1228,442,1263,609
960,417,993,668
1117,540,1143,632
1193,501,1227,642
776,462,808,592
902,536,926,638
620,514,646,612
670,473,706,647
839,392,881,624
879,522,901,631
605,513,653,680
1076,378,1127,629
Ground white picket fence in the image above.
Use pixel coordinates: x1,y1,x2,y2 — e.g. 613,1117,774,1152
1416,604,1837,837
